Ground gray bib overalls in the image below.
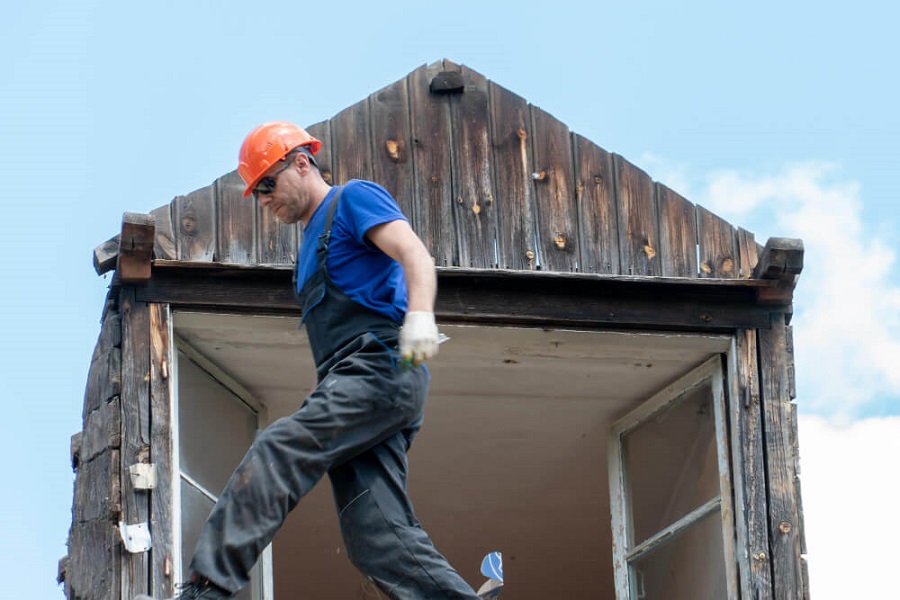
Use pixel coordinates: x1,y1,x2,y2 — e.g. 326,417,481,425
190,187,480,599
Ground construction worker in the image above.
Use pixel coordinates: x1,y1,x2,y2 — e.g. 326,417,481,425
137,121,482,599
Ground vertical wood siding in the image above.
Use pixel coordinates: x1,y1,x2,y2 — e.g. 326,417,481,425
150,61,755,280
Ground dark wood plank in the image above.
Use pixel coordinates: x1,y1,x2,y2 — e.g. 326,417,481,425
94,235,120,275
759,316,803,599
331,97,372,185
174,184,216,261
136,264,776,332
737,227,759,279
81,397,121,464
119,287,152,598
529,105,578,272
118,212,155,282
72,448,121,523
215,170,256,265
369,77,416,221
149,304,175,597
84,344,122,419
729,329,774,599
65,519,121,600
409,61,456,266
573,135,618,274
696,205,738,278
613,155,661,276
150,202,177,261
449,65,497,268
656,184,697,277
489,82,537,271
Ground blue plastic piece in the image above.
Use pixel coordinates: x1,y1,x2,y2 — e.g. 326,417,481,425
480,551,503,582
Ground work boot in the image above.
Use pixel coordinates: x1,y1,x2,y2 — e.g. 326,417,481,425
133,575,231,600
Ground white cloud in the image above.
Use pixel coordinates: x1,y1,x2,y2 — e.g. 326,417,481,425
693,162,900,420
798,414,900,599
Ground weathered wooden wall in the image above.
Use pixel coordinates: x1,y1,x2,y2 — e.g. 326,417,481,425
137,60,758,280
61,292,177,600
62,293,123,600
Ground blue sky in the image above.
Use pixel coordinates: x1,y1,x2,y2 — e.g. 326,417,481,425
2,1,897,598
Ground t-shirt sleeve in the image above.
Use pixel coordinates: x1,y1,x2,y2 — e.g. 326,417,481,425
340,180,408,246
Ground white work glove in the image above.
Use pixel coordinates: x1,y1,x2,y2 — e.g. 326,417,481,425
400,311,440,364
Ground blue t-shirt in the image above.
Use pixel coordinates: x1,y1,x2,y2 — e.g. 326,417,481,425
295,180,408,323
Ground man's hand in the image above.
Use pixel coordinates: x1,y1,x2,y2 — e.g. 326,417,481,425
400,311,439,364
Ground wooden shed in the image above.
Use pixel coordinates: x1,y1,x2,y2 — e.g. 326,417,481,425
61,59,808,600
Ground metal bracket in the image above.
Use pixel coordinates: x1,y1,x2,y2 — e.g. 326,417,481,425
119,521,152,553
129,463,158,490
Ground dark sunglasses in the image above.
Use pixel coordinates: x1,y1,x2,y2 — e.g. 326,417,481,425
252,156,295,199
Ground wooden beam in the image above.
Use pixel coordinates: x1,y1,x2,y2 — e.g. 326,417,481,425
728,330,774,598
149,304,175,598
120,287,152,598
759,315,803,598
753,237,804,305
94,234,120,276
118,213,156,283
134,262,784,332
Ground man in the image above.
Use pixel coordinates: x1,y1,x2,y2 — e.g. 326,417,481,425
137,121,482,600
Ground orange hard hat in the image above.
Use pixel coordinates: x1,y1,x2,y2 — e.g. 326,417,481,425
238,121,322,197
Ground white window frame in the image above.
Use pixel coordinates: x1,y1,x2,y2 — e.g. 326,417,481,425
607,355,738,599
172,334,274,600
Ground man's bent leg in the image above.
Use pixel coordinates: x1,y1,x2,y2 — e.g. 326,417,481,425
330,432,480,600
189,336,426,594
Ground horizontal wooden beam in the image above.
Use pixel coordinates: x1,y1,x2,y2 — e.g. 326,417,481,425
134,263,784,332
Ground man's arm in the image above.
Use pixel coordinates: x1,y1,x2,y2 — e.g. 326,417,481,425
366,219,436,312
366,219,439,362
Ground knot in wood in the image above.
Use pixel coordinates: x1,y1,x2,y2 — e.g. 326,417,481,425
700,261,712,274
593,175,603,184
385,140,400,161
180,216,197,234
472,203,481,215
779,521,792,534
720,257,735,273
753,552,768,562
516,127,527,141
532,170,547,181
554,233,566,250
431,175,440,185
322,170,333,184
643,243,657,259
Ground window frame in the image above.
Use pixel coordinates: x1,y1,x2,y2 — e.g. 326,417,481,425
607,355,738,599
171,334,274,600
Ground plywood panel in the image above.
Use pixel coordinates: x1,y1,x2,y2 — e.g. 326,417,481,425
409,61,455,266
573,135,618,274
369,77,416,220
490,82,537,270
530,106,578,272
449,65,498,268
614,155,660,276
657,183,698,278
